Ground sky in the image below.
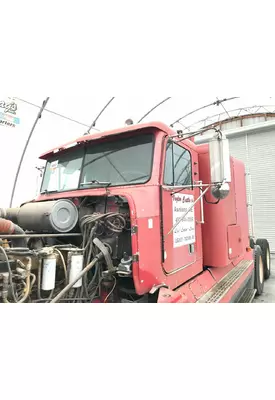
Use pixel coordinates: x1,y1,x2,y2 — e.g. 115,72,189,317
1,0,274,208
0,95,274,208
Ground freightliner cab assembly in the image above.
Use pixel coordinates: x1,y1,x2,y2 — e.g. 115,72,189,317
0,122,271,303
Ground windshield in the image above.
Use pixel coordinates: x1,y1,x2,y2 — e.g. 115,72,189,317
41,133,154,193
41,147,84,193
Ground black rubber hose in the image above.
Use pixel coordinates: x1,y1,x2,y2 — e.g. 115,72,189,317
12,224,28,248
50,254,103,303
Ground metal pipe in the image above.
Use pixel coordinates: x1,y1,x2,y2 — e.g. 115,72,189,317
10,97,50,207
197,181,205,224
0,233,82,239
50,254,103,303
195,118,275,144
0,246,18,302
86,97,115,134
138,97,172,124
170,97,239,127
37,259,42,300
16,258,32,303
14,97,100,132
54,248,68,284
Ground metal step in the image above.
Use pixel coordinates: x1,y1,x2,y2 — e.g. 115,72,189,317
198,260,254,303
238,289,257,303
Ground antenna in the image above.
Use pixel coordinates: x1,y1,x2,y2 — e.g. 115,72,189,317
85,97,115,135
138,97,172,124
170,97,239,128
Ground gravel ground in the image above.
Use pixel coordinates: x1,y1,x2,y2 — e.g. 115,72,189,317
254,255,275,303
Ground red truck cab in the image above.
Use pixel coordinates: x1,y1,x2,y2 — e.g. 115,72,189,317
0,122,270,303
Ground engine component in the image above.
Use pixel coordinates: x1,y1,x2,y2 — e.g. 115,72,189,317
0,208,20,224
0,218,14,233
0,217,27,248
42,253,57,291
5,200,79,233
0,259,16,274
93,237,115,273
50,250,104,303
68,251,84,288
1,197,134,303
117,253,132,277
0,256,32,304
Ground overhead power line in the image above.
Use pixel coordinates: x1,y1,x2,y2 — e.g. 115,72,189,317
14,97,100,132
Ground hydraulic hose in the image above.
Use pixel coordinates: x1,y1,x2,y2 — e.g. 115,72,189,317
0,245,18,302
50,253,103,303
54,248,68,284
16,258,31,303
1,255,32,303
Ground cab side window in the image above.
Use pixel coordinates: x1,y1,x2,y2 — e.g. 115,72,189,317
164,141,192,186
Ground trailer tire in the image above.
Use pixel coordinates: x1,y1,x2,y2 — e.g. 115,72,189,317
256,239,271,280
254,245,264,296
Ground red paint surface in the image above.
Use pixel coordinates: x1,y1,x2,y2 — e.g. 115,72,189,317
198,150,253,269
158,287,188,303
228,225,242,260
0,218,14,234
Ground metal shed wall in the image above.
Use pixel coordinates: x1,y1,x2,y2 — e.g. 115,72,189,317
227,136,254,238
246,130,275,252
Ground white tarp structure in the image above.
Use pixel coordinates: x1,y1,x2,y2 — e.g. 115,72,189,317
0,95,274,208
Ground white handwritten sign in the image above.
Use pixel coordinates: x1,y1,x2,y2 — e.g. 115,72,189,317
0,98,20,128
173,194,195,248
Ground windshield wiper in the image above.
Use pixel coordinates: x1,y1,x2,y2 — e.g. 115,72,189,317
41,190,59,194
80,180,112,188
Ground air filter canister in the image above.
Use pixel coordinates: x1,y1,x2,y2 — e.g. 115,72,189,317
17,200,79,233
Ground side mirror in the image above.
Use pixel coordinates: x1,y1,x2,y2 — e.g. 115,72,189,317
209,132,231,200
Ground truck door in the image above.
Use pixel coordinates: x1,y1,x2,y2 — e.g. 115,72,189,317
161,139,202,277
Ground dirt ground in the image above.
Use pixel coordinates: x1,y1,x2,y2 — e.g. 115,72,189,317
254,255,275,303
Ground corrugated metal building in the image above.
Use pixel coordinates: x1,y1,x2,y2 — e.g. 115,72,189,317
195,112,275,253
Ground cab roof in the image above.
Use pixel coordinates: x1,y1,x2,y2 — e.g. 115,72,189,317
39,121,195,160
